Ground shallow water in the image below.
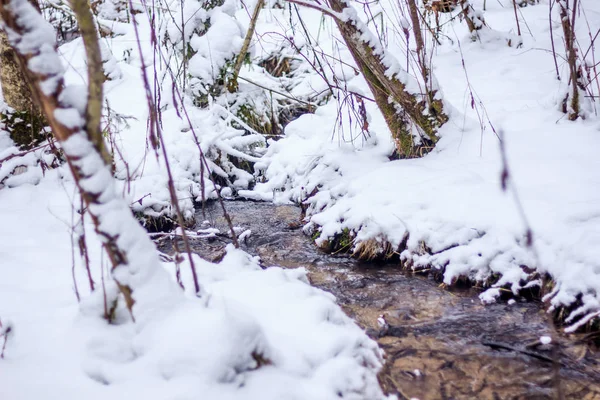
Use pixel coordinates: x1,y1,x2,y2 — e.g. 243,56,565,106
157,201,600,400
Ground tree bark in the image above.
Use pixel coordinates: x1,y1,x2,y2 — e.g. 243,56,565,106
0,30,34,111
228,0,264,92
0,0,41,112
70,0,110,163
324,0,447,157
0,23,46,148
406,0,436,112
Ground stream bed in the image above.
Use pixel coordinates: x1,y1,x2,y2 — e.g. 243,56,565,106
157,201,600,400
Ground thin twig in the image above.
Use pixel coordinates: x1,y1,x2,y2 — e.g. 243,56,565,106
549,0,560,79
129,0,201,293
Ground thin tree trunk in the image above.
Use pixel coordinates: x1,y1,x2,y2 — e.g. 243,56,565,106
0,0,178,322
558,0,581,120
70,0,111,163
228,0,264,92
406,0,435,109
512,0,522,37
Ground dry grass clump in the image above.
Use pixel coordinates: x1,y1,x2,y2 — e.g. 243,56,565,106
353,238,397,261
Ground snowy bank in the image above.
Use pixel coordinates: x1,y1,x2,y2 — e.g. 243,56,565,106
0,173,388,399
248,0,600,331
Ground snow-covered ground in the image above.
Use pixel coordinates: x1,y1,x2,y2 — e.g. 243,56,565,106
0,169,388,398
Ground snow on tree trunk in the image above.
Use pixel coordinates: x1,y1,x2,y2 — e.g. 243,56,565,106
459,0,486,35
0,0,180,322
324,0,448,158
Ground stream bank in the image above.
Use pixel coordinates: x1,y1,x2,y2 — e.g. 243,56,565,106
156,200,600,400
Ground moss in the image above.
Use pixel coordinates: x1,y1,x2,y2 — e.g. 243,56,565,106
185,42,196,63
315,228,355,254
192,57,241,107
1,109,47,149
358,63,427,159
235,103,273,135
226,52,252,93
193,91,211,109
338,228,353,249
202,0,225,10
311,230,321,241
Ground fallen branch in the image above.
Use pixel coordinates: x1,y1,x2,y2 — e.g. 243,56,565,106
482,341,555,363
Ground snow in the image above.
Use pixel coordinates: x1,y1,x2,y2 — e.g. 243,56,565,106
249,0,600,330
0,172,388,399
540,336,552,345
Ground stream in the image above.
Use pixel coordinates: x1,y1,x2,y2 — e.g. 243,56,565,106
157,200,600,400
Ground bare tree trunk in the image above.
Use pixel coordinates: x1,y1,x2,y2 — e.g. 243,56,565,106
406,0,435,111
70,0,111,163
557,0,582,120
228,0,264,92
0,0,178,322
324,0,447,157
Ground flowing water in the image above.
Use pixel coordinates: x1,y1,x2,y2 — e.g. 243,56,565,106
157,201,600,400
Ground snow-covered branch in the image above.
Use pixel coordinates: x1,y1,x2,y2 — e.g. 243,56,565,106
0,0,179,321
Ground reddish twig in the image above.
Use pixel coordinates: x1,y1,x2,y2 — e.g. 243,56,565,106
128,0,201,293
